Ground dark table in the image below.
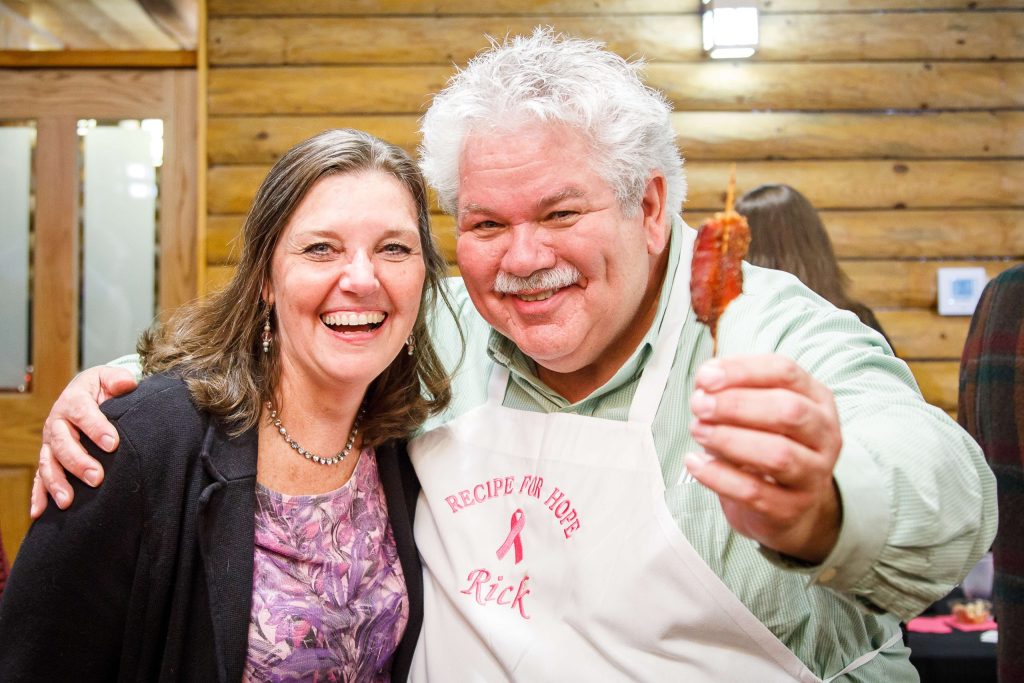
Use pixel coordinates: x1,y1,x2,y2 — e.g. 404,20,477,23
908,628,997,683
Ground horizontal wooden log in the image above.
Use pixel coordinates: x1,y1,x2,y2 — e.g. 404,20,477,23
845,259,1023,309
208,111,1024,165
208,115,422,164
0,466,34,562
209,160,1024,214
646,62,1024,112
875,309,971,359
758,11,1023,61
208,16,704,65
209,1,1021,16
906,360,960,411
684,160,1024,211
677,111,1024,160
755,1,1020,10
821,210,1024,258
206,213,458,265
209,166,457,214
209,0,693,14
208,62,1024,115
0,399,52,465
205,215,245,264
208,13,1023,65
206,265,235,293
208,65,451,115
683,209,1024,259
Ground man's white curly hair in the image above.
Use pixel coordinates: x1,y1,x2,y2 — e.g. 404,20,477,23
419,27,686,218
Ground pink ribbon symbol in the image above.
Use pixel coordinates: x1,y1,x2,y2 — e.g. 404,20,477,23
496,508,526,564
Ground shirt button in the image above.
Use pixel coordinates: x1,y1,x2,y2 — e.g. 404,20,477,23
818,567,838,584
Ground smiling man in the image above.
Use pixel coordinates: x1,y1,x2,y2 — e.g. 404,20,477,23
33,29,994,681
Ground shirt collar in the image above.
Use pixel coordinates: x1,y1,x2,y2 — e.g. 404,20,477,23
485,215,686,408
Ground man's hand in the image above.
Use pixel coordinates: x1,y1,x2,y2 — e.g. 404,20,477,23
30,366,138,518
684,354,842,564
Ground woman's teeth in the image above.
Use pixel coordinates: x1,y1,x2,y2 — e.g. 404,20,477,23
321,311,386,330
517,290,555,302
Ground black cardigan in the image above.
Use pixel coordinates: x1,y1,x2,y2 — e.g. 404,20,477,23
0,373,423,682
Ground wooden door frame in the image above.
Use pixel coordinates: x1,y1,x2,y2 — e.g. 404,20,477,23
0,68,198,560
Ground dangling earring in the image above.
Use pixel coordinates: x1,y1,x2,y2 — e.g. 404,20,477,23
262,306,273,354
406,333,415,356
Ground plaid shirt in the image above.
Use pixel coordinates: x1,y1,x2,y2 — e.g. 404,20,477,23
959,264,1024,683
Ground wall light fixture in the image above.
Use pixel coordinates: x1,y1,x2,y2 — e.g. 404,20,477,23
702,0,760,60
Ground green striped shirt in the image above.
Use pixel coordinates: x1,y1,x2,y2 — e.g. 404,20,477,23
420,216,996,681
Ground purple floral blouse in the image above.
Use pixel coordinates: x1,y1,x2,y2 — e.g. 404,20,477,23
244,448,409,682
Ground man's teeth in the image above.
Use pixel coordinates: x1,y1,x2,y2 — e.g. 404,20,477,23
517,290,556,302
321,312,386,326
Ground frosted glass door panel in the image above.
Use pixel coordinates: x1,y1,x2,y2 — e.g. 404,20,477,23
81,125,158,368
0,127,33,391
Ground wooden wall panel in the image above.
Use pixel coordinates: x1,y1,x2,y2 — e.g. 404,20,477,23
204,1,1024,415
208,1,1024,15
906,361,960,411
876,311,971,360
646,62,1024,111
674,112,1024,160
208,62,1024,115
207,111,1024,165
0,468,33,569
208,13,1024,65
683,210,1024,258
845,260,1024,309
208,159,1022,214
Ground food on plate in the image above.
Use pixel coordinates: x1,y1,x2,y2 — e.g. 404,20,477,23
951,599,992,625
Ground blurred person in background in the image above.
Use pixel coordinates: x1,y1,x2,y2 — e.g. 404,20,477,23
959,264,1024,683
736,183,893,349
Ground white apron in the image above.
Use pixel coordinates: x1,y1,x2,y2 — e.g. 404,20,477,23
409,244,898,681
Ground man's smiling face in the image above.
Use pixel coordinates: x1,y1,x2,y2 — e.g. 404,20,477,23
455,121,669,393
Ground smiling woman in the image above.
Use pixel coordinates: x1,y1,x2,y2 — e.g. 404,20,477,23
0,129,455,681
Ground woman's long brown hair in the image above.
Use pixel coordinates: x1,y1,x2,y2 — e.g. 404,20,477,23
735,183,888,340
139,129,459,445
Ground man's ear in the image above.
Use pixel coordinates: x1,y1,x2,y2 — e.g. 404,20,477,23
640,171,670,256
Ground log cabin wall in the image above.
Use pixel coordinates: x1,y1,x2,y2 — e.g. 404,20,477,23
204,0,1024,415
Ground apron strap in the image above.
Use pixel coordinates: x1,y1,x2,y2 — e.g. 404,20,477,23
487,363,511,406
629,226,696,426
821,630,903,683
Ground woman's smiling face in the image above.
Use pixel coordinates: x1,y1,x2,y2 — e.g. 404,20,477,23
264,170,426,398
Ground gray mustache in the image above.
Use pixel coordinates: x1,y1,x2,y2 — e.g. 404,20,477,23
494,266,582,294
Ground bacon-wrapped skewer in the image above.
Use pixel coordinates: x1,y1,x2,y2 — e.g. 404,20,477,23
690,169,751,356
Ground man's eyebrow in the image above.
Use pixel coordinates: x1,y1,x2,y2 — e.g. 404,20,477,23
459,187,586,218
538,187,586,207
461,202,489,215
